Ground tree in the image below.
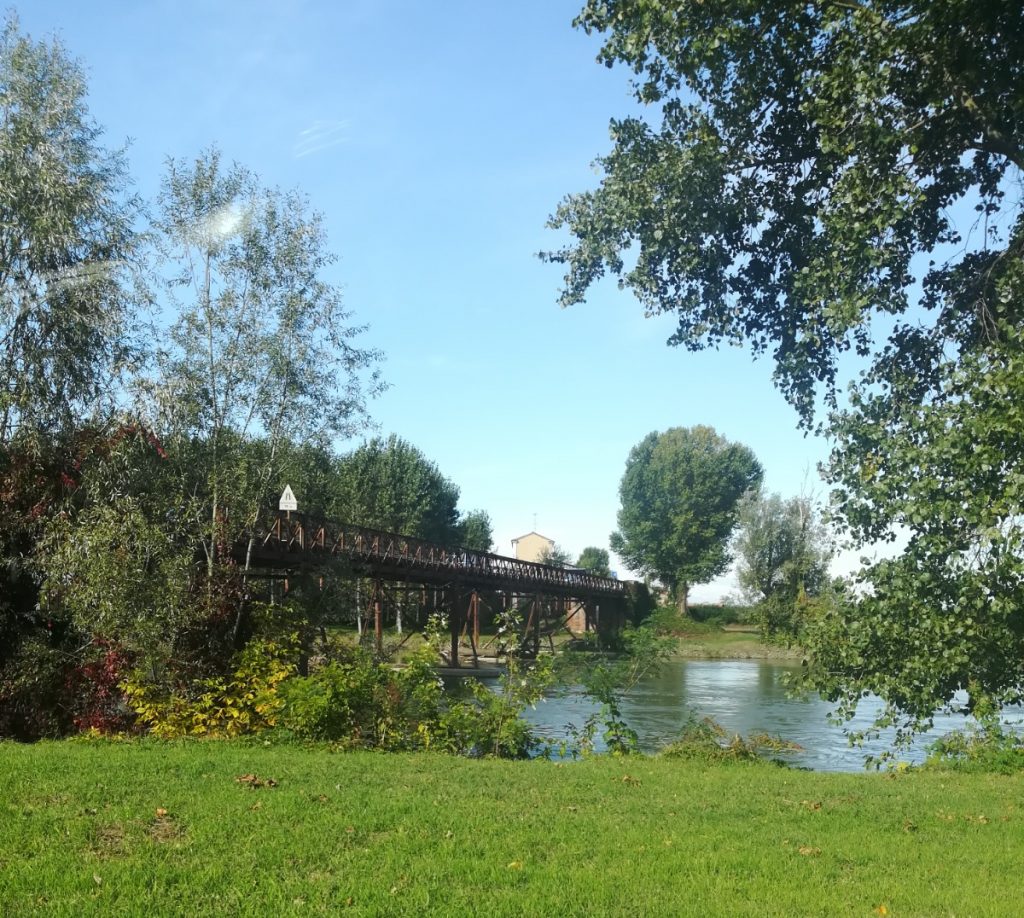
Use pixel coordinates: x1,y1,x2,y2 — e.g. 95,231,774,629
142,148,383,577
546,2,1024,736
811,335,1024,738
537,543,573,567
0,15,138,444
577,546,611,577
546,1,1023,422
610,426,762,614
734,489,833,639
458,509,494,552
735,491,832,603
39,428,194,664
330,435,461,544
0,17,140,737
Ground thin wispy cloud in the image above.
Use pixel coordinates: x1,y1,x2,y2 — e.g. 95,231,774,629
292,119,351,158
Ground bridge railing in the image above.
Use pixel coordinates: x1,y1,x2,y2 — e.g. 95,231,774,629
257,511,626,598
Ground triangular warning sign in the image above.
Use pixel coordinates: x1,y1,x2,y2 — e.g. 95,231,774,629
279,485,298,511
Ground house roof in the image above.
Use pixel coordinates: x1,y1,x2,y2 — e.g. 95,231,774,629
511,531,554,543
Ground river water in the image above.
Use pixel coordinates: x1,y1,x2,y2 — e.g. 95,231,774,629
507,659,1016,771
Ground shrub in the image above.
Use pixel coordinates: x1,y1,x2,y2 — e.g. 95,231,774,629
688,603,750,625
559,624,675,756
925,722,1024,774
277,645,445,750
277,638,552,759
66,639,136,734
439,653,557,759
649,606,719,636
0,629,136,740
753,587,839,645
0,637,78,740
122,638,294,738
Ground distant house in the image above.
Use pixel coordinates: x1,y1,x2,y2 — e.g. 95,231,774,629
511,531,554,564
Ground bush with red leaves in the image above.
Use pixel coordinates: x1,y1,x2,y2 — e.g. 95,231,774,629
1,425,167,739
66,639,138,734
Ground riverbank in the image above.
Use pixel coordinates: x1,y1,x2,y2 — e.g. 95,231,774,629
330,619,801,664
2,740,1021,915
671,626,803,661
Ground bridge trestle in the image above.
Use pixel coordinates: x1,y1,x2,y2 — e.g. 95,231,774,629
237,512,631,666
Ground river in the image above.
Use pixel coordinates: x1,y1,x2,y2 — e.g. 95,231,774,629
505,659,1015,771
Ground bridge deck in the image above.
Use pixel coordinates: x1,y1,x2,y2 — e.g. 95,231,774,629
247,512,626,601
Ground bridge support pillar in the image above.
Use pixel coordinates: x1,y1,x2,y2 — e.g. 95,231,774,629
533,594,541,657
470,590,480,668
448,586,463,668
373,579,383,656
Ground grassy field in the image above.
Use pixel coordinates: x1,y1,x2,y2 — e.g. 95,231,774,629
673,628,802,660
1,740,1021,916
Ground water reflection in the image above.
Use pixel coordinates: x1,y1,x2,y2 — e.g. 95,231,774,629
515,660,1020,772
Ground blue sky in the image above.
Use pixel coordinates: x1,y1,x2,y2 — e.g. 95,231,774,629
23,0,834,599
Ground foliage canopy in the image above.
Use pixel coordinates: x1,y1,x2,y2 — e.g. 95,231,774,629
577,546,611,577
0,14,138,443
547,0,1024,422
330,434,462,544
549,0,1024,734
611,426,762,612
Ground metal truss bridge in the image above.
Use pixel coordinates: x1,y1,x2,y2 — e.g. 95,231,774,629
241,511,633,667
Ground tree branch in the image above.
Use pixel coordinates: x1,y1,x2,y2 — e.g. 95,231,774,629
958,88,1024,172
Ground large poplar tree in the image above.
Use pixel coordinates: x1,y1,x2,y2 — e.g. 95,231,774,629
611,426,762,614
330,434,462,544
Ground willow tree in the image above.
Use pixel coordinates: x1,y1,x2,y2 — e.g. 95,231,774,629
142,148,384,577
734,489,833,640
1,14,139,721
546,1,1024,736
0,14,138,444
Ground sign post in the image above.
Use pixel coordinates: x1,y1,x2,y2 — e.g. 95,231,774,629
279,485,298,520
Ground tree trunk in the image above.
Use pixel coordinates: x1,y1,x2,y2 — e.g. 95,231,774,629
677,583,690,617
208,484,218,579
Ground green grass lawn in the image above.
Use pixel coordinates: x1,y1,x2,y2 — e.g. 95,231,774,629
1,740,1021,916
672,627,802,661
